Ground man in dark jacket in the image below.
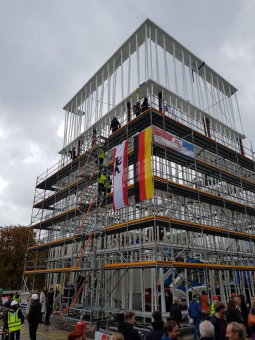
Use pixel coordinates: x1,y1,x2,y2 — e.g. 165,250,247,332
28,294,42,340
146,311,164,340
209,301,227,340
110,117,121,133
118,311,141,340
188,294,202,340
45,288,54,325
4,293,14,308
170,297,182,326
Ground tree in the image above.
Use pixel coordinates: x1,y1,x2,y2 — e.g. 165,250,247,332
0,226,37,289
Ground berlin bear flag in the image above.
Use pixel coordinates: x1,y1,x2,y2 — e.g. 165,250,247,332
113,141,128,210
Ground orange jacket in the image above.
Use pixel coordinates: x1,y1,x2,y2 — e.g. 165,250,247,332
200,295,210,312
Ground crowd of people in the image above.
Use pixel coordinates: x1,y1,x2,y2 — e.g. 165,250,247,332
0,287,55,340
95,291,255,340
68,295,255,340
1,286,254,340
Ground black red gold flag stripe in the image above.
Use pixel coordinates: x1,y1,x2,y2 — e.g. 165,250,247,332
134,126,153,203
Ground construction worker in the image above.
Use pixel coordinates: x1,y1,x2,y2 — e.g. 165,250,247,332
95,147,105,165
230,292,236,300
110,117,121,133
106,176,112,194
98,172,106,196
133,102,141,117
69,147,77,161
141,96,149,112
5,300,24,340
210,295,219,316
99,147,105,165
28,294,42,340
188,294,202,340
13,292,21,304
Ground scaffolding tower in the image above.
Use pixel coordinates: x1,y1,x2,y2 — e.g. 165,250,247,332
24,19,255,323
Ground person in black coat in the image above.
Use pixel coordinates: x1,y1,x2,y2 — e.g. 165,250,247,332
141,97,149,112
118,312,140,340
146,311,164,340
170,297,182,326
110,117,121,133
28,294,42,340
4,293,14,308
225,300,244,324
209,301,227,340
45,288,54,325
69,147,77,161
165,292,173,313
239,294,250,337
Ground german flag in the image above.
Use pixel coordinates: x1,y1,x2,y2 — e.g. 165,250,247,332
134,126,153,203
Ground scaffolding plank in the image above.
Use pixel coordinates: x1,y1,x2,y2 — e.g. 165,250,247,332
104,261,255,271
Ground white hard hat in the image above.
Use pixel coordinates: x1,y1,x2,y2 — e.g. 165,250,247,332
32,294,38,300
11,300,18,306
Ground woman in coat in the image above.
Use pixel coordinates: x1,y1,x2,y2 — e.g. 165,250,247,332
225,300,244,324
239,294,250,337
39,287,48,323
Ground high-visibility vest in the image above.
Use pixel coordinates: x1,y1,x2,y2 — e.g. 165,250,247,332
106,180,111,189
99,148,105,159
8,309,21,332
98,175,106,185
13,295,21,303
210,302,215,316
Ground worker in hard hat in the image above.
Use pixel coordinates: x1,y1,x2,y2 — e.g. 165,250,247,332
106,176,112,194
95,147,105,166
27,293,42,340
98,172,106,196
210,296,219,316
230,292,236,300
4,300,24,340
0,288,3,307
13,292,21,304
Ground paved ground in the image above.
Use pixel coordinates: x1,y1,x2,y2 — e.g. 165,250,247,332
21,322,71,339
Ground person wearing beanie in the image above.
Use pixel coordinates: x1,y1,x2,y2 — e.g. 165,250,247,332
27,293,42,340
5,300,24,340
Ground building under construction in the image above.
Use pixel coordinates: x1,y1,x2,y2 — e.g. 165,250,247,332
24,19,255,323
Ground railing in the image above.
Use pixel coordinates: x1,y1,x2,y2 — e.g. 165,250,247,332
32,149,255,228
35,95,254,191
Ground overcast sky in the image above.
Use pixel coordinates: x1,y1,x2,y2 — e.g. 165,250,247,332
1,0,255,226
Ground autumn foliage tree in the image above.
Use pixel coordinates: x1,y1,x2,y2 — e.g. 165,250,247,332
0,226,37,290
